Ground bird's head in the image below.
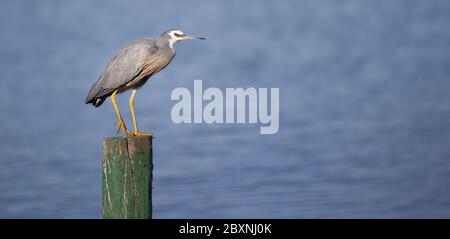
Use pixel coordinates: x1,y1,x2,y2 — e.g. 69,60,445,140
163,29,206,48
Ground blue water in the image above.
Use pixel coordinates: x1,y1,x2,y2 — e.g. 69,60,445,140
1,0,450,218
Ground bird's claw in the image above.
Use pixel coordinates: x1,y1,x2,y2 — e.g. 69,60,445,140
133,131,153,137
115,121,133,137
115,121,152,137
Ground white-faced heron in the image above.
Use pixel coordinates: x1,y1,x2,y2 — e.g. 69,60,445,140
85,29,205,136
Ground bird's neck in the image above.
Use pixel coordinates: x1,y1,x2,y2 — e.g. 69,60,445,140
168,38,178,49
157,37,176,51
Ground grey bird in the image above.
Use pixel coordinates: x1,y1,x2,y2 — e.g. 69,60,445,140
85,29,205,136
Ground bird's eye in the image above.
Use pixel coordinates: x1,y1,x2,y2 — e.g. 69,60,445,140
174,33,183,38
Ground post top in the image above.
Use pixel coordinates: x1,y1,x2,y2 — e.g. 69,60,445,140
104,135,152,140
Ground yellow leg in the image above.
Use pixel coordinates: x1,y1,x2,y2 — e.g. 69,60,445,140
111,90,132,136
129,89,152,137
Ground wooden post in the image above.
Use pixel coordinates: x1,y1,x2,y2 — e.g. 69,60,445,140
102,136,153,219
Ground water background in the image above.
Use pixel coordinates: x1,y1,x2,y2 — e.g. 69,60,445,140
1,0,450,218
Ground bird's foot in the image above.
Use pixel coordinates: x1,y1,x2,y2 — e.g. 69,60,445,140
116,121,133,137
133,131,153,137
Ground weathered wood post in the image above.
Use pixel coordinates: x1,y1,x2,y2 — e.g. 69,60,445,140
102,136,153,219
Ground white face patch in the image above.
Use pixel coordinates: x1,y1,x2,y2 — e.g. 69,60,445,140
168,30,185,48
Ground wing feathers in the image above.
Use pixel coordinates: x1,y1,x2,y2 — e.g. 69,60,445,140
85,38,159,105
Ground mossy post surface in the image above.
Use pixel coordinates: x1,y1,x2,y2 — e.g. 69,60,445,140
102,136,153,219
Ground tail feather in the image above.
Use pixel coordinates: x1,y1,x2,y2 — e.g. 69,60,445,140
92,96,107,107
86,74,117,107
86,77,111,107
85,82,98,104
85,82,108,107
85,94,107,107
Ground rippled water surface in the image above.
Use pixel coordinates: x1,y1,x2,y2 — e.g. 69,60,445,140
0,0,450,218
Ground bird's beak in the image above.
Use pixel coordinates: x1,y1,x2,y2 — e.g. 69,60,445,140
183,34,206,40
